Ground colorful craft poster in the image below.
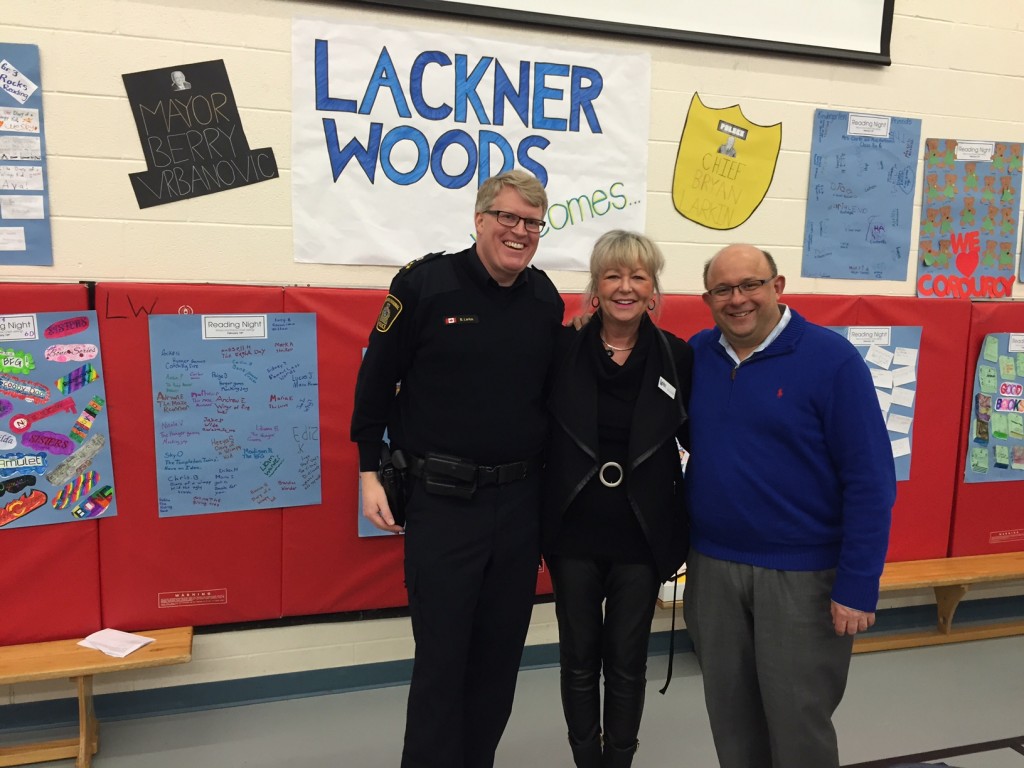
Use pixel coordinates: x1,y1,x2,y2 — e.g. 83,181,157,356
0,43,53,265
916,139,1023,299
149,314,322,517
802,111,921,280
0,311,117,530
671,93,781,230
829,325,921,481
964,333,1024,483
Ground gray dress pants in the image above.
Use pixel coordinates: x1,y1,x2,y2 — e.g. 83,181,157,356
684,549,855,768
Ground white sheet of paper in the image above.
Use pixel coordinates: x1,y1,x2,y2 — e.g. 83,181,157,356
891,437,911,457
893,347,919,367
876,388,892,413
0,165,43,190
0,194,43,219
78,628,155,658
870,368,894,390
886,412,913,434
890,386,916,408
891,366,917,386
0,135,41,161
0,227,26,251
0,106,40,133
0,60,39,104
866,345,894,369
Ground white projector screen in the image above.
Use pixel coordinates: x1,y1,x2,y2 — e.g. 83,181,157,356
353,0,894,64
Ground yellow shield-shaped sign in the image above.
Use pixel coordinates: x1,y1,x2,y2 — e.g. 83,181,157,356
672,93,782,230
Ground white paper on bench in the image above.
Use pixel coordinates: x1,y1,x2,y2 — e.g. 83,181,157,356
78,628,155,658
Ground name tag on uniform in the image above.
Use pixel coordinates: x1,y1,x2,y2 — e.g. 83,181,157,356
658,376,676,399
443,315,478,325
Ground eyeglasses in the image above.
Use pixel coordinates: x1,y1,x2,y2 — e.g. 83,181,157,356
484,210,547,234
706,277,776,301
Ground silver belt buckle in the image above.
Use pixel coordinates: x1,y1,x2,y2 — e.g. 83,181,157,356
598,461,624,488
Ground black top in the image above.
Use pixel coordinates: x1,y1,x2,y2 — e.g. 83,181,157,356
351,246,565,471
555,318,654,562
543,313,694,579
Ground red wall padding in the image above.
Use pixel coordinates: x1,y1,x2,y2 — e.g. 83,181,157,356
0,283,983,644
949,302,1024,556
0,284,97,645
96,284,285,630
281,288,407,615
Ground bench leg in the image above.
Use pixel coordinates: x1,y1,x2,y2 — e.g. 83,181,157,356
934,584,969,634
75,675,98,768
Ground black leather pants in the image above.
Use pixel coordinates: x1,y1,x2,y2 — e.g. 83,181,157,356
549,556,661,756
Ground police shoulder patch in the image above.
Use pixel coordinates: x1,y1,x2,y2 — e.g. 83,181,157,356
376,295,403,333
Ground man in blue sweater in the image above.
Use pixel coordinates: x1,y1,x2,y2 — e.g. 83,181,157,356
684,244,896,768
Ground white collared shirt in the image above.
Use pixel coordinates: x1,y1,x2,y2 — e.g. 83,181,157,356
717,304,793,366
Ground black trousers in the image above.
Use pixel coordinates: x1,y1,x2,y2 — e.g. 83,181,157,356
401,473,541,768
548,555,661,751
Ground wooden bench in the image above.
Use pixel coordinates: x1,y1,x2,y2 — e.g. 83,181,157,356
0,627,193,768
853,551,1024,653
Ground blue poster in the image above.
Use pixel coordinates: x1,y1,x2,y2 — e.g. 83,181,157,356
0,43,53,265
964,333,1024,483
829,325,921,481
803,110,921,281
0,311,117,529
150,313,322,517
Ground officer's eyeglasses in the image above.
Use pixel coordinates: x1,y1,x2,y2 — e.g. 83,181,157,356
706,277,776,301
484,210,547,234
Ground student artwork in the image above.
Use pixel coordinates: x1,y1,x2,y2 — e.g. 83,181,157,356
802,111,921,281
0,311,117,530
122,60,278,208
149,314,322,517
964,333,1024,483
916,139,1023,299
671,93,781,230
0,43,53,266
829,325,921,481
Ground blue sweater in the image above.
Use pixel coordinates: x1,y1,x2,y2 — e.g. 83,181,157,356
686,310,896,611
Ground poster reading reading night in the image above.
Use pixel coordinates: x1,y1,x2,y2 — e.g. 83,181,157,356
149,313,321,517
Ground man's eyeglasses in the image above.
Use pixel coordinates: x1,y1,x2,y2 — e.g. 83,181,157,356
706,277,776,300
484,210,547,234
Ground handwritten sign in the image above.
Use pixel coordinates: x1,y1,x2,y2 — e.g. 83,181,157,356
0,59,37,105
122,59,279,208
149,313,322,517
802,110,921,281
291,19,650,271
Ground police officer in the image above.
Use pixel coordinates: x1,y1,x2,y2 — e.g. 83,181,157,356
351,170,564,768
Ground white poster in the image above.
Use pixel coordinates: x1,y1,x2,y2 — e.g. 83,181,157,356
291,19,650,271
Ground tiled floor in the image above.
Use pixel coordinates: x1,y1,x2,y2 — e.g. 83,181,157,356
4,635,1023,767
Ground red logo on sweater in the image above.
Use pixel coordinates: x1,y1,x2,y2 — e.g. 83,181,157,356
777,388,783,398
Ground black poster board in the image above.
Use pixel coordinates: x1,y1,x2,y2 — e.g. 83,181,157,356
122,60,279,208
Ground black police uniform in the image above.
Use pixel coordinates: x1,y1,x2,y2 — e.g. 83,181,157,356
352,245,564,768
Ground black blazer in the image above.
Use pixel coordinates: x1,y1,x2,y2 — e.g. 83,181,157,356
543,315,694,580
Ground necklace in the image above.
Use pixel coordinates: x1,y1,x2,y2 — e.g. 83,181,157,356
600,334,635,357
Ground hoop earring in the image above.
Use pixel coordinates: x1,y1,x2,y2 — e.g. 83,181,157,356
591,296,600,308
648,299,656,311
